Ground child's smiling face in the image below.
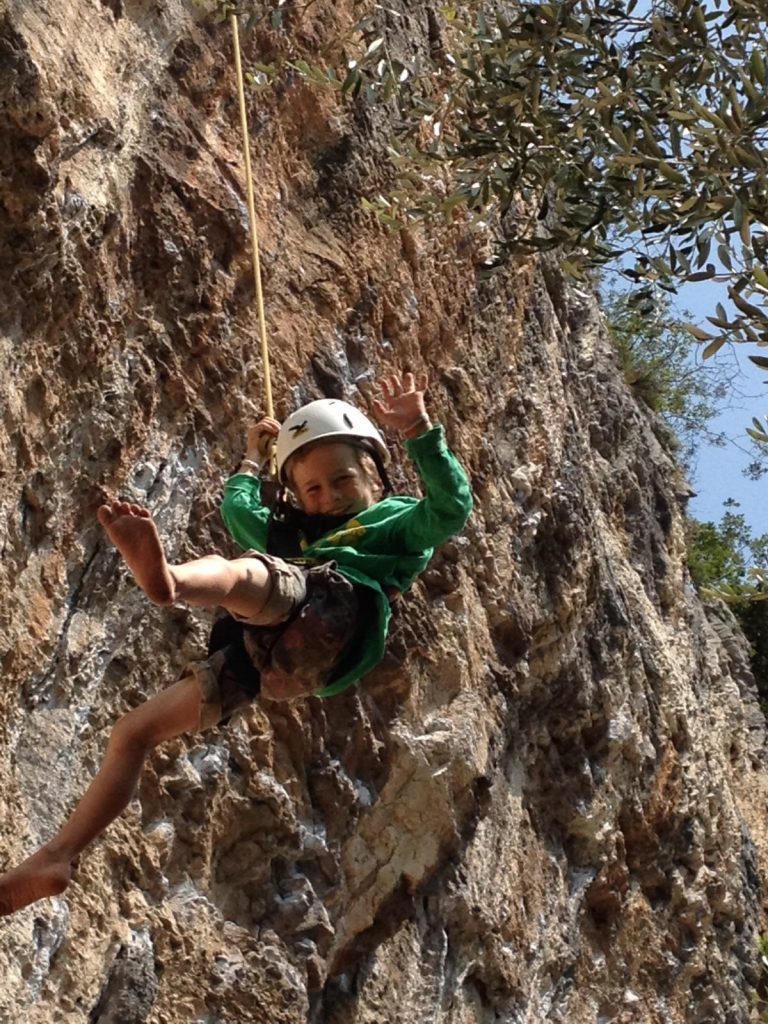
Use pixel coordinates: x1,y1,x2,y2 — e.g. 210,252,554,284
289,442,378,517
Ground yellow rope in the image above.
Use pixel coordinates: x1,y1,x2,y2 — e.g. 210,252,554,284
230,13,274,421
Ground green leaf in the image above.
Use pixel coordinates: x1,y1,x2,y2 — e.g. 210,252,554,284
718,244,734,271
681,323,716,341
685,268,716,282
365,37,385,57
729,288,768,322
689,97,729,130
751,49,766,86
693,5,708,41
341,68,361,95
658,161,686,184
702,337,726,358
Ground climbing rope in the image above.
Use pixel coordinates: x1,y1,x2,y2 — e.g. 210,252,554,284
230,13,274,421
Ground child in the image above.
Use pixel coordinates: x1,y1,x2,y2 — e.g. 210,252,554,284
0,372,472,915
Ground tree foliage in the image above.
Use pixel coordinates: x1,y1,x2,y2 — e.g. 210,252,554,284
747,413,768,445
688,503,768,694
222,0,768,359
688,502,768,588
379,0,768,355
689,501,768,604
604,287,734,466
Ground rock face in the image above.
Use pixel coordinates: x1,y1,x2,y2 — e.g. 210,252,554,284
1,2,767,1022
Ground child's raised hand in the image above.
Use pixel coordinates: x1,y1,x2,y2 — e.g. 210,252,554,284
371,372,432,438
246,417,280,460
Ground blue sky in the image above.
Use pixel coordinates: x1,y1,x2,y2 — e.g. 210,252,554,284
677,279,767,532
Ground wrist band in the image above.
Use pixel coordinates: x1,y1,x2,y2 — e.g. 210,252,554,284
239,458,262,472
405,414,431,435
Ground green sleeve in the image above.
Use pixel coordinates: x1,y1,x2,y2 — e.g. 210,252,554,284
220,473,271,552
397,424,473,550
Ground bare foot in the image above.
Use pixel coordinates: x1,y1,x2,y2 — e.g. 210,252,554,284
97,501,176,605
0,847,72,916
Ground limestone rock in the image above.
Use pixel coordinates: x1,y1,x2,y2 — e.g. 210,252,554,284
1,3,767,1023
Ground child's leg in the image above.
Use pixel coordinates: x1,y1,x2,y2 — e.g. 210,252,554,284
0,674,204,916
97,502,273,620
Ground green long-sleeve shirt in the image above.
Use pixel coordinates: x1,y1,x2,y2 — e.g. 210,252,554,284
220,425,473,696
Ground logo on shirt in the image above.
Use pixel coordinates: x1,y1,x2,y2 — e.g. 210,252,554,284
325,519,367,546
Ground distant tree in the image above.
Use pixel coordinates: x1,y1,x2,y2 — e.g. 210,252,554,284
688,500,768,588
743,414,768,480
689,499,768,606
688,501,768,695
603,288,736,467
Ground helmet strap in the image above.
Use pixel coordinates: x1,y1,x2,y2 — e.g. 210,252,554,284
344,438,392,496
368,447,392,495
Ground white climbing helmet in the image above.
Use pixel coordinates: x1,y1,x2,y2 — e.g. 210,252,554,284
276,399,389,482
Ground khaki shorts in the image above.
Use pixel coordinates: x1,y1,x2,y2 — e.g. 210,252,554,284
183,560,359,727
230,550,308,625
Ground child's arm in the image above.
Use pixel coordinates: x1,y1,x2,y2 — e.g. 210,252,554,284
371,371,433,441
371,374,473,549
401,426,473,548
220,416,279,551
241,416,280,475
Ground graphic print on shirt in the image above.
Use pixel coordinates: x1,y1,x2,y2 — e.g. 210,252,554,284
324,519,367,547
